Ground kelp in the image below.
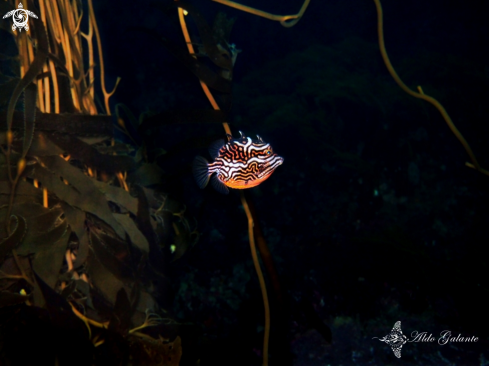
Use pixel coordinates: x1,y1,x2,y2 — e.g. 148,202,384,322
1,110,113,136
0,0,315,364
213,0,310,27
372,0,489,177
44,134,136,173
0,0,196,364
0,214,26,263
172,0,234,71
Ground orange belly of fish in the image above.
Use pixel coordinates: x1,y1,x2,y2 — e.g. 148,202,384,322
223,175,271,189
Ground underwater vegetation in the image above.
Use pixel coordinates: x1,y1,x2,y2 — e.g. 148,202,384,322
0,0,200,364
0,0,310,364
228,1,488,364
1,0,488,365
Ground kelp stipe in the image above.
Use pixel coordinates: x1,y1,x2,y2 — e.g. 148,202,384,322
213,0,311,28
373,0,488,177
174,1,308,364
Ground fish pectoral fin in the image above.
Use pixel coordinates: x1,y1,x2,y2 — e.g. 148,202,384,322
211,175,229,194
193,156,211,188
208,139,225,159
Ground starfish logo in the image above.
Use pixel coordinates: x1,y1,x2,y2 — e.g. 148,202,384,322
2,3,38,32
373,321,408,358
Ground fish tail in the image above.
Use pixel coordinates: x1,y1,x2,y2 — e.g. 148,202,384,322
192,156,211,189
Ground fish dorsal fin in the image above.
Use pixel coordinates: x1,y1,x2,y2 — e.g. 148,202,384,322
211,175,229,194
208,139,225,159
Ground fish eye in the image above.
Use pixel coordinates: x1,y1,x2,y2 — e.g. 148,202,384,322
266,149,272,155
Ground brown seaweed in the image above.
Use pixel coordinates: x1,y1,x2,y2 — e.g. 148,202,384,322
0,214,26,263
0,110,113,136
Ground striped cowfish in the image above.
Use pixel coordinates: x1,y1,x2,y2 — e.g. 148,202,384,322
193,131,284,194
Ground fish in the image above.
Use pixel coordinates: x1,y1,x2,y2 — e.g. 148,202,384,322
193,131,284,194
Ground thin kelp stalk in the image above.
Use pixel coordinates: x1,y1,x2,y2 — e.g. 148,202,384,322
213,0,311,28
177,8,231,135
87,0,121,116
177,6,271,364
81,4,94,102
373,0,489,177
240,190,271,365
